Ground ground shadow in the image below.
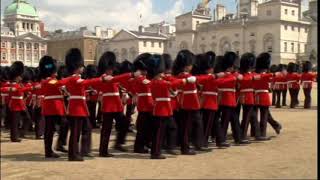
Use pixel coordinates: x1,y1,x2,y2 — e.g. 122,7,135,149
1,153,68,162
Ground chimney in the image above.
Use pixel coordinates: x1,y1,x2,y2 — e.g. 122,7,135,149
95,26,102,37
138,25,145,33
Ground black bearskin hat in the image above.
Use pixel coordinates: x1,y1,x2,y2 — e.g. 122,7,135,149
162,53,173,71
39,56,57,79
302,61,312,73
277,64,286,72
22,67,35,82
134,53,150,71
97,51,117,75
10,61,24,80
192,53,215,75
221,51,238,71
84,64,97,79
270,64,278,73
287,62,297,73
57,65,68,80
255,52,271,71
145,54,165,79
214,56,224,73
65,48,84,74
172,49,195,75
119,60,134,74
240,53,256,73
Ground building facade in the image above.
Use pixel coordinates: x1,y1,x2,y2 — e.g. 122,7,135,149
303,0,317,66
47,26,116,65
1,0,47,67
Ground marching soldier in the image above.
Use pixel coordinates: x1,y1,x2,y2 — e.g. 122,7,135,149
287,62,301,108
301,61,316,109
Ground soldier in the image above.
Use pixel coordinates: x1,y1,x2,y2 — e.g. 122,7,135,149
96,51,139,157
132,54,153,154
287,62,301,108
64,48,103,161
301,61,317,109
146,54,195,159
217,52,249,145
269,64,278,106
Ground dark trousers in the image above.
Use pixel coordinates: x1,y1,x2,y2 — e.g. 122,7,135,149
33,107,44,138
289,88,300,108
220,106,241,143
134,112,152,151
275,90,282,108
211,109,221,140
281,89,287,106
68,116,92,159
99,112,129,155
180,110,203,151
272,91,277,106
10,110,30,141
240,105,253,140
3,105,11,129
96,102,102,124
163,116,177,150
151,116,166,156
303,88,312,108
125,104,135,124
27,106,34,131
267,110,281,131
257,106,269,137
249,106,262,138
87,101,98,128
174,110,182,146
202,109,225,146
44,116,69,155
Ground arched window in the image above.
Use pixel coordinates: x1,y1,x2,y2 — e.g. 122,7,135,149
219,37,231,54
179,41,188,50
19,42,24,49
263,33,274,53
26,43,32,50
34,43,39,50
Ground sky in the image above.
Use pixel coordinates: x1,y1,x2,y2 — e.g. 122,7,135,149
1,0,309,32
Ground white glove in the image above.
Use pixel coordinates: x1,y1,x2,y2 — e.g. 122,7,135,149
134,70,141,77
237,74,244,80
187,76,197,83
216,72,225,78
253,75,261,80
103,75,114,81
34,84,42,89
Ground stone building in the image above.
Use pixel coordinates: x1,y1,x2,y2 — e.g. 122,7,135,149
0,0,47,67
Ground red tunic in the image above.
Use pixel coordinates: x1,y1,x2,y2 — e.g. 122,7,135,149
151,78,185,117
163,74,180,111
198,75,219,111
132,75,153,112
41,77,69,116
287,73,301,89
24,82,33,106
253,72,273,106
96,73,132,113
301,72,316,89
65,74,102,117
216,72,237,107
273,72,286,90
238,72,254,105
0,81,10,105
8,82,33,112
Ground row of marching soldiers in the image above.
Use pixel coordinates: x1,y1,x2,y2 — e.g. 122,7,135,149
0,49,317,161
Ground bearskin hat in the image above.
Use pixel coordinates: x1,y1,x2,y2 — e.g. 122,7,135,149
22,67,35,82
287,62,297,73
65,48,84,74
270,64,278,73
172,49,195,75
10,61,24,80
97,51,117,75
57,65,68,80
240,53,256,73
302,61,312,73
119,60,134,74
162,53,173,71
145,54,165,79
133,53,150,71
84,64,97,79
221,51,237,71
39,56,57,79
214,56,224,73
255,52,271,71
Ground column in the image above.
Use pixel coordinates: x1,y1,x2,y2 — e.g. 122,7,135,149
31,43,34,67
15,41,18,62
24,42,27,64
7,41,11,65
39,43,41,60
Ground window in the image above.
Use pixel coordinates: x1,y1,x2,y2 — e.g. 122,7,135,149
291,43,294,52
34,43,39,50
22,23,25,29
151,42,154,48
1,52,6,60
27,23,29,30
11,53,16,60
284,25,288,30
196,21,200,25
19,42,24,49
1,42,6,48
26,43,31,50
292,10,295,16
11,42,16,49
159,42,162,48
235,33,239,37
31,24,34,30
250,32,255,36
291,26,295,31
143,41,147,47
266,10,272,16
285,9,288,15
182,21,186,27
284,42,287,52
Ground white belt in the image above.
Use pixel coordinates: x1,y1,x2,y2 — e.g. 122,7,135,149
183,90,197,94
1,93,9,97
240,89,254,93
287,81,297,83
32,94,37,97
302,81,312,83
137,93,152,97
219,88,236,92
69,96,86,100
44,95,64,100
275,82,286,85
155,98,171,102
202,91,218,96
38,95,44,99
11,96,23,100
102,92,120,97
255,90,269,93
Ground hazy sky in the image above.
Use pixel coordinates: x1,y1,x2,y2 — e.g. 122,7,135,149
0,0,309,31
